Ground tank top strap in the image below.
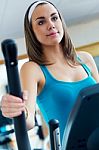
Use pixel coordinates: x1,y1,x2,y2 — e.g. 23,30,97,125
82,63,92,76
39,65,54,83
77,56,92,76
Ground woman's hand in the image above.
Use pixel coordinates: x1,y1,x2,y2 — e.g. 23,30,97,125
1,94,25,118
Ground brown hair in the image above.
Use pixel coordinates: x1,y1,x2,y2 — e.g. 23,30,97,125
24,1,79,65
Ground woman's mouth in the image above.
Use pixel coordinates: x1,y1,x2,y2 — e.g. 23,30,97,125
46,31,59,37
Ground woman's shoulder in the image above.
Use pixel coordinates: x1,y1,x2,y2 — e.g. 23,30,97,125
21,61,40,69
20,61,42,81
77,51,99,82
77,51,94,65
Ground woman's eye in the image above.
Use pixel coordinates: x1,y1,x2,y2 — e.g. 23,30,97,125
38,20,45,25
52,16,58,21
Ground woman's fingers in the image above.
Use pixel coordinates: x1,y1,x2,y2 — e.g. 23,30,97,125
2,100,25,108
2,111,23,118
1,94,25,118
1,105,25,113
2,94,23,103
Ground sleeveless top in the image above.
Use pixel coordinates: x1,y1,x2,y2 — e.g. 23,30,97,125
37,63,96,143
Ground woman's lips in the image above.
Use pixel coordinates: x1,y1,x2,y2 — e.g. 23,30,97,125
46,32,59,36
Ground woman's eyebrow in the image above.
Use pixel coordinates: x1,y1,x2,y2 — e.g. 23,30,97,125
35,12,57,21
35,16,45,21
51,12,57,17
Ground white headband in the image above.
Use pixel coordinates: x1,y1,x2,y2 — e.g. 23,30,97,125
28,1,49,22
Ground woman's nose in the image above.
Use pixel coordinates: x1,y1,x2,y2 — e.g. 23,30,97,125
47,20,55,30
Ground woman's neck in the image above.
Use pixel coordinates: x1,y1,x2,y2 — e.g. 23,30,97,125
43,44,65,64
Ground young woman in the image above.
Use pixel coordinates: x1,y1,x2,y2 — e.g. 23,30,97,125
1,0,99,143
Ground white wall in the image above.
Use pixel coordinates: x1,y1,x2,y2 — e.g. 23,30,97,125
0,64,7,100
68,19,99,47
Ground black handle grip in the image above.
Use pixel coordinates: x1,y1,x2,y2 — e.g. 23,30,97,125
1,39,31,150
49,119,61,150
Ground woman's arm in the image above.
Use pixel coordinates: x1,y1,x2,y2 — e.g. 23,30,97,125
20,61,41,130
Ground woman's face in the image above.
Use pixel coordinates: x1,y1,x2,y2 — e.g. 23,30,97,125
31,3,64,46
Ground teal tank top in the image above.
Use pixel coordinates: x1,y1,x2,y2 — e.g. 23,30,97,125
37,63,96,143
